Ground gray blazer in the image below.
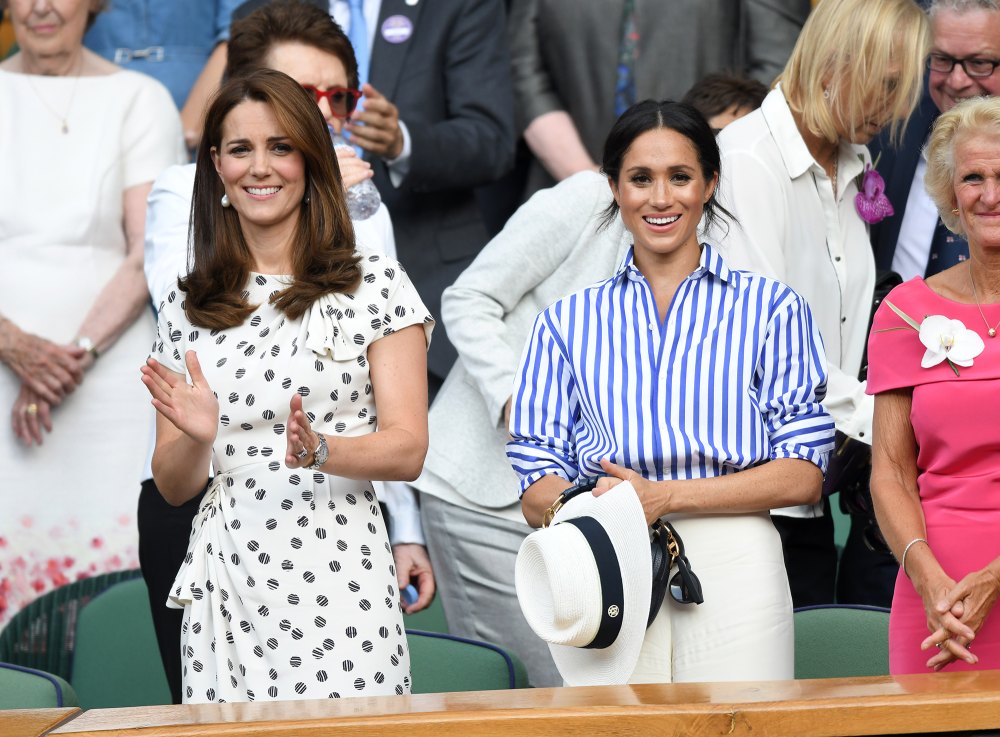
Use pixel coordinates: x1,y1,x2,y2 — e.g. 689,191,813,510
510,0,808,194
416,172,631,509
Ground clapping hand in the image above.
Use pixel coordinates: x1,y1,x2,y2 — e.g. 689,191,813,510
285,393,321,469
140,351,219,444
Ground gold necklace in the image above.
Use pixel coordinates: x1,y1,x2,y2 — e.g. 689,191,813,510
968,261,1000,338
22,56,82,135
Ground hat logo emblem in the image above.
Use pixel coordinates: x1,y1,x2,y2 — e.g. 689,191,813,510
607,604,620,618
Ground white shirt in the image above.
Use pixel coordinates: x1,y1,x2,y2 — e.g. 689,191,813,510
142,163,423,545
891,153,939,282
709,86,876,517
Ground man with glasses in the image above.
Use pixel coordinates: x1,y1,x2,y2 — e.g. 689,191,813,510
871,0,1000,280
857,0,1000,607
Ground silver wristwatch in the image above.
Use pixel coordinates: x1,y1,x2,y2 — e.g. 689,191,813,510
306,434,329,470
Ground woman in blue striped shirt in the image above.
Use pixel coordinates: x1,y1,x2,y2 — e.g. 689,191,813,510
508,101,835,684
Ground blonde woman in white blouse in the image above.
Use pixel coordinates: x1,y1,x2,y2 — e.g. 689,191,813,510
708,0,929,608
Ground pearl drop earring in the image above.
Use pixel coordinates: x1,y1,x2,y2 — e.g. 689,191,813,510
221,193,231,208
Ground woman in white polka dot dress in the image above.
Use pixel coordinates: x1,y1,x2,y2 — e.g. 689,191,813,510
141,70,433,704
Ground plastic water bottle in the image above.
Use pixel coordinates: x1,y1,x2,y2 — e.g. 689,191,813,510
329,126,381,220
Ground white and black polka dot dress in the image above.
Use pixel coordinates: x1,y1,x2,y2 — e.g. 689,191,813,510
151,250,433,704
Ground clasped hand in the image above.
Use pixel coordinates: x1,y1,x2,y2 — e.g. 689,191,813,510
920,567,1000,670
11,384,53,446
1,325,86,404
4,327,89,446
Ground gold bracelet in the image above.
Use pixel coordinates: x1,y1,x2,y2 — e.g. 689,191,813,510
901,537,928,578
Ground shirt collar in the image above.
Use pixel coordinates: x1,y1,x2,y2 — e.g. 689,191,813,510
615,242,733,286
761,85,865,186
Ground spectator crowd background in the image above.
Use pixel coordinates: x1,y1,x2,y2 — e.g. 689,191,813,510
3,0,1000,705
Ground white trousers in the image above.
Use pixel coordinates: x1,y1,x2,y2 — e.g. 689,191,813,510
628,512,794,684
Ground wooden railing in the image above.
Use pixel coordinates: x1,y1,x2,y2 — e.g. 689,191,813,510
7,671,1000,737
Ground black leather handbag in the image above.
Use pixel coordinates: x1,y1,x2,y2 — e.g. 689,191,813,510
820,269,901,553
543,477,703,627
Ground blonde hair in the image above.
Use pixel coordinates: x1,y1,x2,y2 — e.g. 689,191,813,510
779,0,930,145
926,97,1000,236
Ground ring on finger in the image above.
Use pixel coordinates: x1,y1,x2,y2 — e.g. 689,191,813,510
296,447,309,460
936,640,948,649
26,403,38,416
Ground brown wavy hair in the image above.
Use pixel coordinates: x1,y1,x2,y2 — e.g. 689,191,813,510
226,0,359,87
181,69,360,329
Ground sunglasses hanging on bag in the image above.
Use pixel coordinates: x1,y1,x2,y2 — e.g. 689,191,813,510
650,518,704,615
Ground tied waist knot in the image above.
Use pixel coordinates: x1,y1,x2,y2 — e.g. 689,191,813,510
167,474,229,610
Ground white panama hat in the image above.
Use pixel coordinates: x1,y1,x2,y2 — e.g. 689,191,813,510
515,481,652,686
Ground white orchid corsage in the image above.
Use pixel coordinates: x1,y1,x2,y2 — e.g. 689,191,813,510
882,301,984,377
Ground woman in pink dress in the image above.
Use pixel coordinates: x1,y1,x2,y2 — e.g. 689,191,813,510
869,96,1000,674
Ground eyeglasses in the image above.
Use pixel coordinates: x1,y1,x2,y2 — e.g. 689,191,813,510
927,52,1000,79
654,520,704,605
300,85,362,118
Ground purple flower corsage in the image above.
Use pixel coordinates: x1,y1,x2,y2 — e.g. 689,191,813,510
854,156,894,225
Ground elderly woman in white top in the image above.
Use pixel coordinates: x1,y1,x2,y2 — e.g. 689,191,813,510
709,0,930,608
0,0,184,626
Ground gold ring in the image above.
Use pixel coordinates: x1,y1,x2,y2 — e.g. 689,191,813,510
26,404,38,416
936,640,947,649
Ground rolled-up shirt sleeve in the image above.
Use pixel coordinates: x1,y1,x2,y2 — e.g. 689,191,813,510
506,308,580,495
757,292,836,473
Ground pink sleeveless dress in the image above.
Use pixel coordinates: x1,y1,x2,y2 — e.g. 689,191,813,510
867,278,1000,674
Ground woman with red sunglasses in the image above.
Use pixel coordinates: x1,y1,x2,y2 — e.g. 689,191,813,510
225,0,371,198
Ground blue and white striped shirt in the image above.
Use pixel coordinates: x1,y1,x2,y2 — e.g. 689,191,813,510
507,244,834,495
